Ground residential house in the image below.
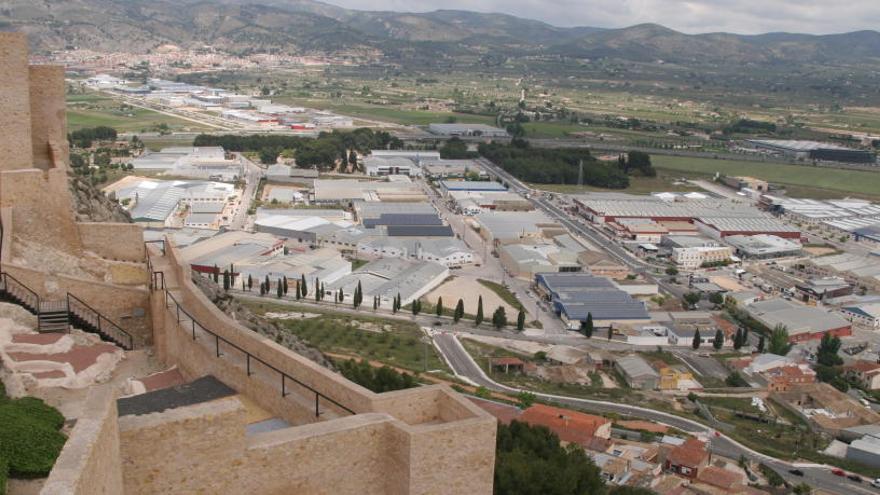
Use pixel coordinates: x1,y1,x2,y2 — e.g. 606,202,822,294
845,361,880,390
663,437,709,478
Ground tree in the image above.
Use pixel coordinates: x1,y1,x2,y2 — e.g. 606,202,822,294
295,281,301,300
517,391,536,409
337,288,344,304
373,295,378,311
494,421,605,495
315,283,321,302
475,295,484,326
412,299,420,316
320,282,325,301
436,296,443,317
247,274,253,291
726,371,749,387
282,276,288,295
212,265,219,283
517,309,525,331
683,292,701,309
733,328,743,350
713,328,724,350
492,306,507,330
222,269,230,291
692,329,702,350
817,332,843,367
264,275,270,293
708,292,724,307
757,335,765,353
768,324,792,356
607,325,613,341
454,299,464,323
300,274,307,298
665,266,679,276
584,313,594,338
354,281,363,309
276,278,283,298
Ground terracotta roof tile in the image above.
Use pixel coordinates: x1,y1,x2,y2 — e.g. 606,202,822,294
519,404,610,445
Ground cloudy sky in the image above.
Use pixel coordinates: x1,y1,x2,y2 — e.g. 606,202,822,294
323,0,879,35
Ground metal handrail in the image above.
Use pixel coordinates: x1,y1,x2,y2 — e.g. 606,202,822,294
164,289,355,417
0,272,41,311
144,239,166,255
67,292,134,350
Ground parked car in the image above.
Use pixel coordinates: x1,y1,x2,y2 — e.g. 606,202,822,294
871,477,880,488
788,469,804,476
848,474,862,483
832,469,846,477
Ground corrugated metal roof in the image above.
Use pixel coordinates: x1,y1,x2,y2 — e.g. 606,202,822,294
386,225,453,237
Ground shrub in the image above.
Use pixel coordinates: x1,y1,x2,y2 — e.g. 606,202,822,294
0,397,67,478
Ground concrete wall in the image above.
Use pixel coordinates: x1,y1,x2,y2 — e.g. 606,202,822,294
41,386,124,495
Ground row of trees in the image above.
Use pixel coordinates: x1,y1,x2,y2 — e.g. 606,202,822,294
193,128,404,169
477,140,630,188
68,126,117,148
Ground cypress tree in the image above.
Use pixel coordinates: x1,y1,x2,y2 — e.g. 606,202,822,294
247,274,253,291
223,269,230,291
475,296,484,326
277,278,283,298
213,265,219,283
373,296,378,311
585,313,594,339
692,329,702,350
315,284,320,302
733,328,743,350
283,276,288,295
338,288,344,303
607,325,613,341
314,277,320,298
242,279,246,291
300,274,307,298
436,296,443,317
454,299,464,323
758,335,765,353
517,309,525,331
713,328,724,350
264,275,270,294
295,281,301,300
320,282,325,301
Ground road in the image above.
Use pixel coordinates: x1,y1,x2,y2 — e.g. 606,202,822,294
433,332,873,495
229,154,264,231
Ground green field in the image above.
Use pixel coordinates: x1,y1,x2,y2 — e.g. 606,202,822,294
528,172,701,195
246,301,448,373
66,92,211,133
274,97,496,126
653,155,880,199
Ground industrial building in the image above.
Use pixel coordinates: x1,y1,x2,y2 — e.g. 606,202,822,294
670,246,733,269
694,216,801,240
421,159,485,179
265,164,319,185
807,252,880,292
131,147,243,181
448,190,533,215
369,150,440,161
745,298,852,342
613,355,660,390
746,139,876,164
324,258,449,306
499,244,582,280
427,123,509,138
363,156,422,177
439,180,507,196
312,179,426,204
724,234,802,259
841,303,880,330
110,178,237,227
534,273,650,330
357,237,473,267
475,210,565,246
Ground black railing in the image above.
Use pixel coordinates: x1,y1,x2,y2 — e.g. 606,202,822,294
144,239,166,255
67,293,134,350
146,256,165,291
0,272,41,312
164,289,355,418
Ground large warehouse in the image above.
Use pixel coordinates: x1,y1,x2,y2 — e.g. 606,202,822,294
747,139,876,164
427,123,509,138
535,273,650,330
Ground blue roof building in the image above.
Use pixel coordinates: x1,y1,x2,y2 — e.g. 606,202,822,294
535,273,650,330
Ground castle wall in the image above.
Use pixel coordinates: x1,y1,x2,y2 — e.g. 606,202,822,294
0,32,34,171
118,397,401,495
77,222,146,263
41,386,124,495
29,65,68,171
0,169,83,253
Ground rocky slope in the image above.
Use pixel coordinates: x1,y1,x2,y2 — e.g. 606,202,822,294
193,275,336,370
68,174,132,224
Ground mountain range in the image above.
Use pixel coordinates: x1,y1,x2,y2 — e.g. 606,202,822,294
2,0,880,68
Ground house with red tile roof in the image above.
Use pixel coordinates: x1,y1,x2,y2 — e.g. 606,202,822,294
765,364,816,392
519,404,612,445
664,437,709,478
696,465,744,491
844,360,880,390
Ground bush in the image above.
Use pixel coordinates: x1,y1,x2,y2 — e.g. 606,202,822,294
337,358,418,393
0,397,67,478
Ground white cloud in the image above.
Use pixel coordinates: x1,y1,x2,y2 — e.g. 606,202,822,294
323,0,880,34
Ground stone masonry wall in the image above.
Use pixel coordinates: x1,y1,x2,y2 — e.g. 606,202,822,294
77,222,146,263
118,397,402,495
29,65,68,171
0,33,33,171
41,386,124,495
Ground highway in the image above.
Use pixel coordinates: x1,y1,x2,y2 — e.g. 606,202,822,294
433,332,875,495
